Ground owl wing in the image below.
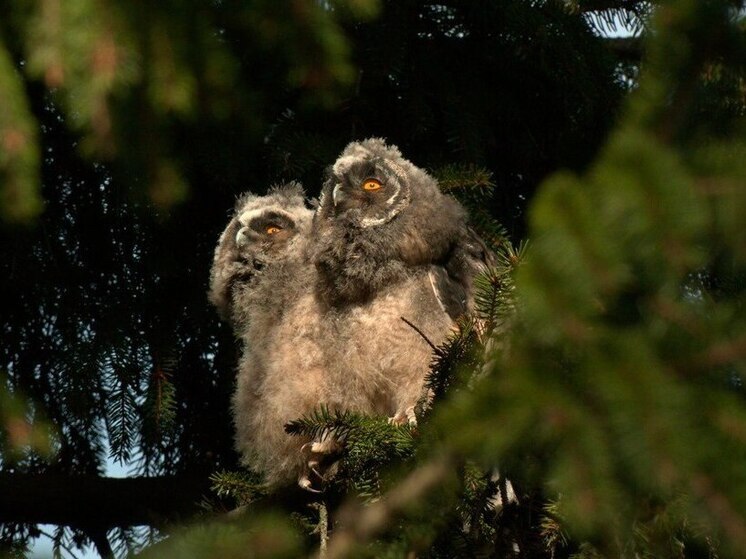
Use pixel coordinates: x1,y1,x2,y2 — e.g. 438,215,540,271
428,226,496,321
428,265,468,321
461,225,498,271
208,216,257,322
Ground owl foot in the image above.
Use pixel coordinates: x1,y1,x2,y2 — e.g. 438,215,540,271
297,439,342,493
389,405,417,428
298,475,322,493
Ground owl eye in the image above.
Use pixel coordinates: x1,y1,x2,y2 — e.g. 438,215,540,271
265,225,283,235
362,178,382,191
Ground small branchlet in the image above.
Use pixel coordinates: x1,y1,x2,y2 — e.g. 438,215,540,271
286,407,417,499
210,469,265,508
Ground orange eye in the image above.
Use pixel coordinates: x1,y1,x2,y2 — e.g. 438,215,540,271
362,179,382,191
266,225,282,235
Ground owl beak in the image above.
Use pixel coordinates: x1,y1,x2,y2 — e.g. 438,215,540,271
332,183,346,207
235,226,249,247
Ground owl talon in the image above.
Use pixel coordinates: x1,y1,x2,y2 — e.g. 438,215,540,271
305,452,323,480
389,406,417,428
299,445,324,492
299,438,343,492
298,475,322,493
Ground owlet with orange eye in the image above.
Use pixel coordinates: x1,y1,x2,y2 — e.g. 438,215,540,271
210,181,334,491
313,137,468,292
309,138,492,446
208,182,313,331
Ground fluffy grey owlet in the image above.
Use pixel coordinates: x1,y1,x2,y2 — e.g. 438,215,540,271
208,183,311,336
309,138,490,429
208,184,323,487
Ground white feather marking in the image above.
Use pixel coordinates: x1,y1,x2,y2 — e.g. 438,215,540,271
238,208,268,227
332,183,344,206
238,206,293,227
359,196,406,227
428,270,448,314
384,183,400,206
360,215,391,227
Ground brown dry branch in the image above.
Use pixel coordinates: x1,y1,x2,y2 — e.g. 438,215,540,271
324,455,455,559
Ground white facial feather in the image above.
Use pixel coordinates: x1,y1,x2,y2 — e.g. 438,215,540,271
237,208,268,227
331,183,344,206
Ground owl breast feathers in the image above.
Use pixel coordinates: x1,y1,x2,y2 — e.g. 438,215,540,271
208,139,493,488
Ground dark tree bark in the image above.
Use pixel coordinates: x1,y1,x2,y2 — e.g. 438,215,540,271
577,0,649,12
0,474,211,530
603,37,644,62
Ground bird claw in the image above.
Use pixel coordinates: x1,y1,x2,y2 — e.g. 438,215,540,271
389,406,418,428
298,439,342,493
298,474,322,493
304,451,323,480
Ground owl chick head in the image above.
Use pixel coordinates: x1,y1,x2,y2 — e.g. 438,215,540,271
312,139,467,304
316,138,421,228
208,182,312,321
232,182,312,265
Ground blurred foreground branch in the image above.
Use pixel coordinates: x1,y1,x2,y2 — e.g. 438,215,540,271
326,455,455,559
0,473,210,530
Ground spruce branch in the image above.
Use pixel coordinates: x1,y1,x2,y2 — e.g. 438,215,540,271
541,499,570,557
434,164,495,197
325,455,456,559
0,473,210,528
85,527,114,559
425,320,481,405
340,417,416,500
284,406,359,442
36,527,82,559
424,240,524,407
468,208,509,251
311,501,329,559
460,464,500,543
569,0,652,36
210,469,265,507
603,38,645,62
286,407,417,499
